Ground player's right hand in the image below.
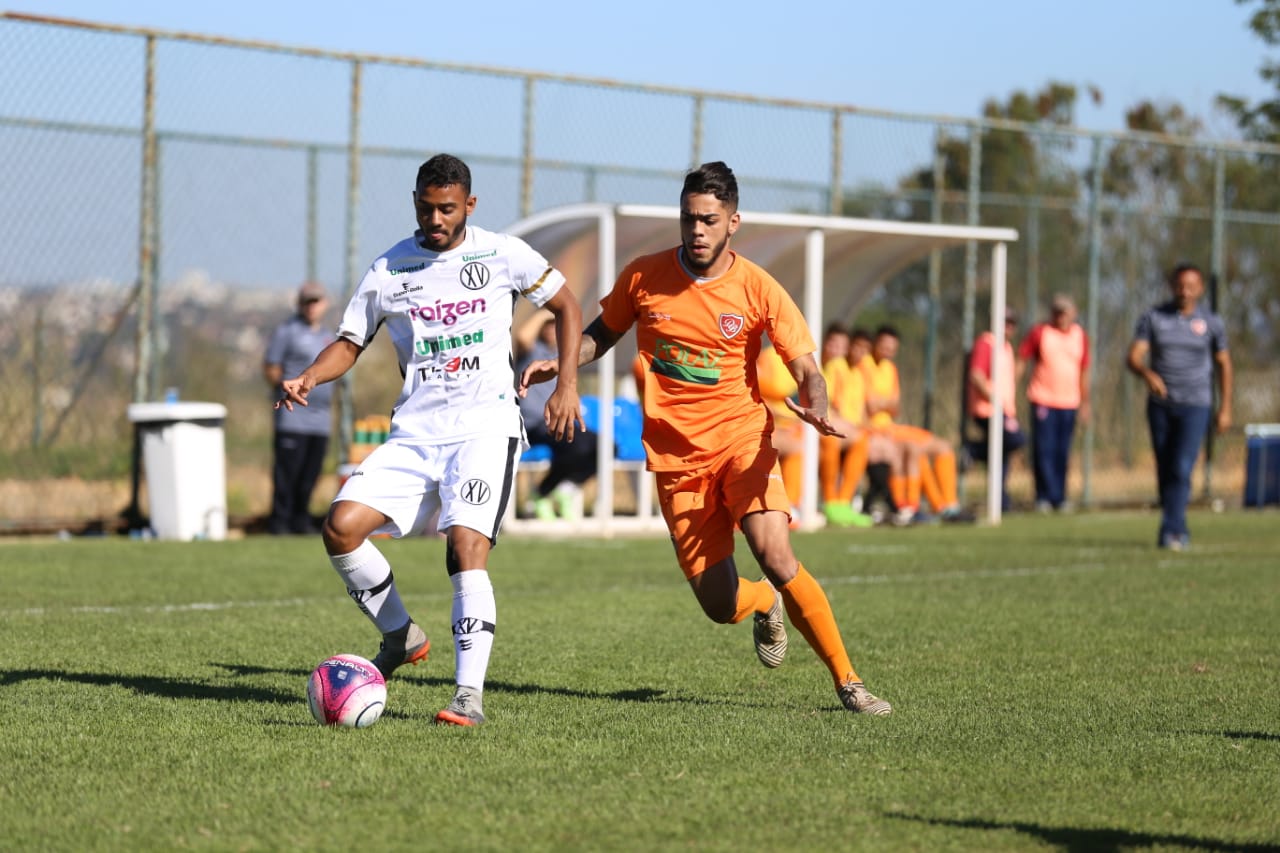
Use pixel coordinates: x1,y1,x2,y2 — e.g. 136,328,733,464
275,375,314,411
517,359,559,398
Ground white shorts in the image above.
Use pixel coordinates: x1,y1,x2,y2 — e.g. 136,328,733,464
333,435,521,542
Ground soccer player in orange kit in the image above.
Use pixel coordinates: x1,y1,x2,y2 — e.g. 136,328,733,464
519,161,891,715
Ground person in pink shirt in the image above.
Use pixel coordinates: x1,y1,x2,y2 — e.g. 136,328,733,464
1017,294,1091,512
967,307,1026,511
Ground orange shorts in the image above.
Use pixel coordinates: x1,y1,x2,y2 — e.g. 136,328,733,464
655,435,792,579
881,423,933,445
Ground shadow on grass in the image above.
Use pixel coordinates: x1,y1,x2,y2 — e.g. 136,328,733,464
0,667,297,705
0,663,746,710
211,661,765,708
212,660,742,706
885,813,1278,852
1188,729,1280,743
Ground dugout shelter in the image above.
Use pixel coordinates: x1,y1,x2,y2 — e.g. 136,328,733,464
504,203,1018,534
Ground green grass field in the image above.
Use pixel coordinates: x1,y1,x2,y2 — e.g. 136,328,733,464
2,510,1278,851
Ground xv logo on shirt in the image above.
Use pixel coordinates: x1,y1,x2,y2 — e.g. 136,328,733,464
460,262,490,291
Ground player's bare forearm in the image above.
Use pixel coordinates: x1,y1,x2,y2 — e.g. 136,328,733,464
785,353,844,437
276,338,361,410
579,315,623,366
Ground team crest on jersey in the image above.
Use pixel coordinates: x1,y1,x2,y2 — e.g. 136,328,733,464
1190,318,1207,336
460,262,490,291
718,313,745,339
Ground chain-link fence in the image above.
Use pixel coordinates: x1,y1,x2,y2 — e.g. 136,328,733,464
2,13,1277,529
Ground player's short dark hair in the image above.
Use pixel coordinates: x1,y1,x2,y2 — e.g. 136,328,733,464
824,322,849,339
1167,261,1204,285
874,324,900,341
850,327,872,344
682,161,738,210
417,154,471,195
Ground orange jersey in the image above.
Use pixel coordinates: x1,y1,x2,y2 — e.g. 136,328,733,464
860,355,899,428
756,344,800,423
600,248,815,471
823,356,866,426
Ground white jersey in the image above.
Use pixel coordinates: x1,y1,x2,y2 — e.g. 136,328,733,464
338,225,565,445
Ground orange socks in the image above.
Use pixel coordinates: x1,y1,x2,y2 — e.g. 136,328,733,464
780,452,804,507
819,436,841,503
731,577,777,624
907,473,922,511
778,563,858,686
839,435,869,503
890,475,907,510
920,459,944,513
935,451,958,506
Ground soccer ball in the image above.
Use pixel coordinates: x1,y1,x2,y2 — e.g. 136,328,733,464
306,654,387,728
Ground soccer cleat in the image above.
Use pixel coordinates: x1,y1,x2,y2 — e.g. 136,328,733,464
532,497,557,521
822,501,857,528
940,505,977,524
752,584,788,668
371,621,430,678
837,678,892,716
552,484,584,521
434,686,486,726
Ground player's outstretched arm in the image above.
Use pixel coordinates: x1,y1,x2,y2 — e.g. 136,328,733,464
276,338,362,411
785,353,845,438
542,286,586,442
517,314,624,395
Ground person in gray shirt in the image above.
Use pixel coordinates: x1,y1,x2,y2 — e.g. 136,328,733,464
515,311,598,519
1127,262,1233,550
264,281,336,534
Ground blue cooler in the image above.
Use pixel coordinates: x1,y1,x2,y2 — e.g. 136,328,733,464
1244,424,1280,507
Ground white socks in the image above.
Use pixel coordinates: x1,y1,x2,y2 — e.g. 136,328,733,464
329,540,410,634
450,569,496,691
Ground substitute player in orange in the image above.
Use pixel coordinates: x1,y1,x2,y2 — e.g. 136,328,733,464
862,325,974,522
520,161,891,715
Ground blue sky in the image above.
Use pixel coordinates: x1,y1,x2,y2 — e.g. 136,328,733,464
6,0,1275,138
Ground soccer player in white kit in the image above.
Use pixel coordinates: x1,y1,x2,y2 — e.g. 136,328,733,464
276,154,584,726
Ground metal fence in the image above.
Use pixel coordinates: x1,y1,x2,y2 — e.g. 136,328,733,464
2,12,1277,529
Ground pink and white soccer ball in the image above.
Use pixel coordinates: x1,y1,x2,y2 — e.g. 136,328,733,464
306,654,387,728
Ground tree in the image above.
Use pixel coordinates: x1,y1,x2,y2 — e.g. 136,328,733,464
1217,0,1280,143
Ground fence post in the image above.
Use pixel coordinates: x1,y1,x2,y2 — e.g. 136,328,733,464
133,33,157,404
337,59,363,462
829,108,843,216
924,127,945,432
521,76,535,219
690,94,704,168
1204,148,1227,499
306,144,319,283
1082,134,1104,507
962,123,982,351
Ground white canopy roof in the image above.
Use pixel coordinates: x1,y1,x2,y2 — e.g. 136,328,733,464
505,203,1019,531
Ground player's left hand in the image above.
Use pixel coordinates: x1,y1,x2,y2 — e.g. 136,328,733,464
545,385,585,442
785,398,845,438
517,359,559,397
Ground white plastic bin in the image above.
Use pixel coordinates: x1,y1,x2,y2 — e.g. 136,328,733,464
126,402,228,541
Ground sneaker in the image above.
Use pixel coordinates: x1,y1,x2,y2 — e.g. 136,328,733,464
434,685,486,726
371,621,430,678
837,678,892,715
552,484,584,521
890,506,917,527
752,583,788,668
823,501,858,528
1160,534,1189,552
940,505,977,524
532,496,557,521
